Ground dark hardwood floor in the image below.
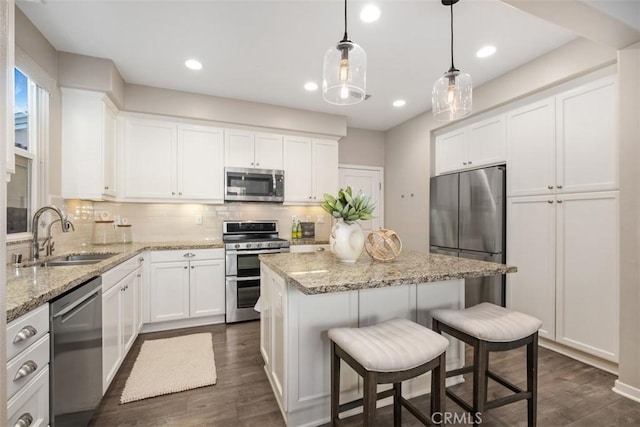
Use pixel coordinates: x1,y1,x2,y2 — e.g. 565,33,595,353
91,322,640,426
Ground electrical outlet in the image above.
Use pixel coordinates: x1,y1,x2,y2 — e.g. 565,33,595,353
316,215,325,224
195,215,203,225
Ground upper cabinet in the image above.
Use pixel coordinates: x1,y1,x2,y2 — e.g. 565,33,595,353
61,88,118,200
224,130,283,170
122,117,224,202
507,75,617,197
284,137,338,204
435,115,506,175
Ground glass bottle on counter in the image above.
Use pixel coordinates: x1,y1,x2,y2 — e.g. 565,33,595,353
296,221,302,240
291,219,298,240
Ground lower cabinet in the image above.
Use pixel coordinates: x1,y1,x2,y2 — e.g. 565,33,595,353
289,244,330,253
149,249,225,324
102,255,145,393
507,191,619,362
7,304,50,427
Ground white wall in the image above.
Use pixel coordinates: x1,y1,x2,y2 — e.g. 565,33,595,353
339,127,385,167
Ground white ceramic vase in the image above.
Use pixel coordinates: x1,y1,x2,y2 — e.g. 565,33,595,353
330,219,365,263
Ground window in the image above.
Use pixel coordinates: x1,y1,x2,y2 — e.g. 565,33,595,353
7,68,48,236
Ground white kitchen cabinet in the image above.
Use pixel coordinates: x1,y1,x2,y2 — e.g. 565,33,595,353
122,117,224,202
507,191,619,362
6,305,50,427
435,114,506,175
225,130,283,170
507,76,616,197
102,255,146,393
506,98,556,197
149,249,225,326
61,88,118,199
284,136,338,203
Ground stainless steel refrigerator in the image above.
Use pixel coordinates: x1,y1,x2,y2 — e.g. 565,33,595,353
429,165,506,307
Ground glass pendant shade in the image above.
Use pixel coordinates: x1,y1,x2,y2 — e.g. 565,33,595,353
432,69,472,121
322,40,367,105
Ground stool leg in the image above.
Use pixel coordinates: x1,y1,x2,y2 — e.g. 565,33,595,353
473,340,488,426
431,352,446,418
393,382,402,427
363,371,378,426
527,333,539,427
331,341,341,426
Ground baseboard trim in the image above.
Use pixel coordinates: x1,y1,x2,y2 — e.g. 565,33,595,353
140,315,225,333
613,380,640,403
539,338,618,375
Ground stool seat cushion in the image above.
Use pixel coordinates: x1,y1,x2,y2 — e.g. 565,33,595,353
432,303,542,342
328,318,449,373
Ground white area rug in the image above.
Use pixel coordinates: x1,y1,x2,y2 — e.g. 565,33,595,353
120,333,217,404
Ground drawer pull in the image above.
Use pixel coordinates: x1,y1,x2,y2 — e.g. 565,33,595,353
183,253,196,258
13,326,37,343
14,360,38,381
14,413,33,427
316,247,326,252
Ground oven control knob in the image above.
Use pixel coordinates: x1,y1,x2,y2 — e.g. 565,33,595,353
234,244,240,249
246,243,252,248
269,242,276,248
256,243,262,248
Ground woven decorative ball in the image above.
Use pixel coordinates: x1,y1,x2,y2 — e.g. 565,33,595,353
365,229,403,262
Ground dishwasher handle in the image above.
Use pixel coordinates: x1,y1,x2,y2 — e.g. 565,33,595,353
52,286,101,319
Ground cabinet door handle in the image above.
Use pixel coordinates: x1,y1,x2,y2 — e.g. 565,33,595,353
184,253,196,258
179,192,182,196
14,360,38,381
14,413,33,427
308,196,312,199
104,186,109,190
557,200,563,204
172,192,175,195
548,185,554,190
256,162,260,166
548,200,554,204
316,247,326,252
468,161,473,164
463,162,467,165
13,325,37,343
191,265,195,269
557,185,563,189
184,266,188,269
138,257,144,262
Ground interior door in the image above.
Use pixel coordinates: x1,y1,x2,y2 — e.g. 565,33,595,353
339,166,383,233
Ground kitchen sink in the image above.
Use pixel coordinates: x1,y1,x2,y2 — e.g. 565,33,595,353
22,253,118,268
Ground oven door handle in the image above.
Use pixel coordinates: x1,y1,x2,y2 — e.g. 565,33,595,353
226,276,261,282
226,249,285,256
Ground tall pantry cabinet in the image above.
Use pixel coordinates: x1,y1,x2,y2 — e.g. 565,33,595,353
506,75,619,363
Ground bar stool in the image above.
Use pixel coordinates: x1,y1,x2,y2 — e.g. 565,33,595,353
328,318,450,426
431,303,542,426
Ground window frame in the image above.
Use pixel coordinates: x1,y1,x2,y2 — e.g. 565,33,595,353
7,69,46,241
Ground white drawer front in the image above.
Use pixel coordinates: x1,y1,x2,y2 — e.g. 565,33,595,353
150,248,223,263
7,365,49,427
7,305,49,361
102,255,143,292
7,334,50,400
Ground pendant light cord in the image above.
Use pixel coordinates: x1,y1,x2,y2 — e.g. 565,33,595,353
449,2,456,71
342,0,349,42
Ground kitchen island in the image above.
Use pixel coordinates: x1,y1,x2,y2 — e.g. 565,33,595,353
259,250,516,427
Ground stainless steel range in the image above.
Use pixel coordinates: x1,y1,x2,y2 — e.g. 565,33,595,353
224,220,290,323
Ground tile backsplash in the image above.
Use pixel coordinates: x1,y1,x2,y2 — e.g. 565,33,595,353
62,200,330,244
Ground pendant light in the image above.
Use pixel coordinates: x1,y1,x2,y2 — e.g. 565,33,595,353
432,0,472,121
322,0,367,105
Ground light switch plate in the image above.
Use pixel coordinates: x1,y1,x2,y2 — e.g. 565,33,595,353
195,215,203,225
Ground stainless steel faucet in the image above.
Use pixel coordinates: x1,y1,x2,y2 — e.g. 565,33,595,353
42,218,76,257
31,206,74,260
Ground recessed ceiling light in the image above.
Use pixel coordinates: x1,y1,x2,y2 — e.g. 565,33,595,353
476,46,497,58
360,4,381,22
393,99,406,108
185,59,203,70
304,82,319,91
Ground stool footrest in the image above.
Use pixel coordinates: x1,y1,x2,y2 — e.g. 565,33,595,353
399,396,437,426
485,391,532,410
446,365,474,378
487,371,524,395
338,388,395,414
445,390,473,412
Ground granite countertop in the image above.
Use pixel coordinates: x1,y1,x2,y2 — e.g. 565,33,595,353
259,249,517,295
6,240,223,322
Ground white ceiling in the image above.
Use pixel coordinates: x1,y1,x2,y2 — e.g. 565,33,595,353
14,0,591,131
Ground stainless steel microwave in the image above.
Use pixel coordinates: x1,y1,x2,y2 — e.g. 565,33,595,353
224,167,285,202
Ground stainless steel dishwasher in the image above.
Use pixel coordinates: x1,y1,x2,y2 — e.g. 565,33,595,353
50,276,103,427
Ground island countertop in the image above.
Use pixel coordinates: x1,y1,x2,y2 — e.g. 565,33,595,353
259,249,517,295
